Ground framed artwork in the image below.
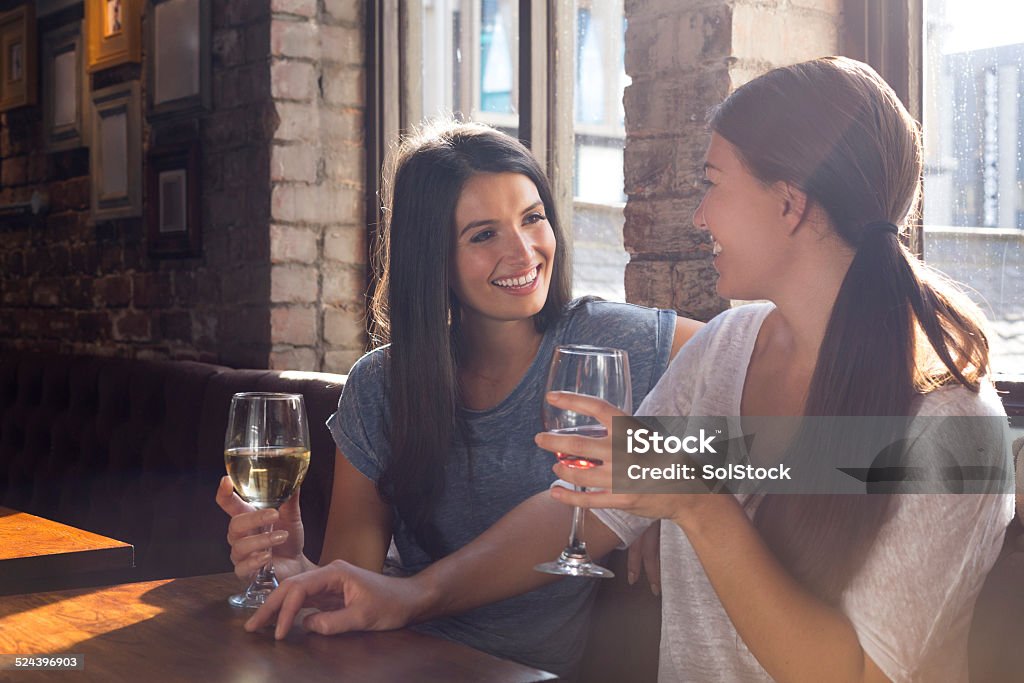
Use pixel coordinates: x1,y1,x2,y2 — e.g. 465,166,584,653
90,81,142,220
147,0,210,119
86,0,141,72
146,143,201,257
42,22,88,151
0,5,38,112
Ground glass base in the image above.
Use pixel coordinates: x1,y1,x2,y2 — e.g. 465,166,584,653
534,551,615,579
228,573,279,608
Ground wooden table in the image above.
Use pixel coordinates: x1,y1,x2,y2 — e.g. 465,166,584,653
0,507,134,595
0,573,559,681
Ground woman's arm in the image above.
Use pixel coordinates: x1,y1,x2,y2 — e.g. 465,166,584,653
672,316,705,360
544,392,892,683
244,489,625,639
319,448,393,572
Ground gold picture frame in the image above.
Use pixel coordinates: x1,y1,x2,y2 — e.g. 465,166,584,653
86,0,141,72
0,4,38,113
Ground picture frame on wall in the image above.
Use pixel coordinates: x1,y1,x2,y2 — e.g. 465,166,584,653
147,0,210,119
86,0,141,72
0,4,38,112
42,22,88,151
146,143,201,257
90,81,142,220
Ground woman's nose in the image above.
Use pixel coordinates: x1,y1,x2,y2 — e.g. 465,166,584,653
507,227,534,262
692,196,709,231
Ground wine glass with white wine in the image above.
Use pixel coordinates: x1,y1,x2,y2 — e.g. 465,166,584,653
224,392,310,608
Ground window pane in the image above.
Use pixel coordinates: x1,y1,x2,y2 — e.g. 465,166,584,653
923,0,1024,376
419,0,519,137
572,0,627,302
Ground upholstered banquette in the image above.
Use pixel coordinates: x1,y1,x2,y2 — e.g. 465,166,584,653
0,351,344,585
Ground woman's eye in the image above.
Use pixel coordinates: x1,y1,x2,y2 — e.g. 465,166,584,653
524,212,547,225
470,230,495,243
700,178,714,188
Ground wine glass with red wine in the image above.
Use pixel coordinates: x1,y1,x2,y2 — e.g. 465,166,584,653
535,345,631,578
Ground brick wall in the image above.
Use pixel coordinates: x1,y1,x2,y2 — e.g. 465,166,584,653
0,0,368,372
622,0,842,319
268,0,367,373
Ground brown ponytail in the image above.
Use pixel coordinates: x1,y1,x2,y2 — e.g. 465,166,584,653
710,57,990,602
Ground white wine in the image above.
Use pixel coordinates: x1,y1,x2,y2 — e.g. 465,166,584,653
225,446,311,509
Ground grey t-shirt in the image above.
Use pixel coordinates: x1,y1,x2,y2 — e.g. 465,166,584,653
326,299,677,676
595,303,1014,682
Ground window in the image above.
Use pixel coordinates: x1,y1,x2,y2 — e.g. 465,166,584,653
572,0,628,302
922,0,1024,383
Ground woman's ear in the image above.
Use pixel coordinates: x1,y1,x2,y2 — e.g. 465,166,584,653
775,181,809,234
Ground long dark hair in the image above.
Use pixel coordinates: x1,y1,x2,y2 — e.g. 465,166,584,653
710,57,990,602
370,120,573,557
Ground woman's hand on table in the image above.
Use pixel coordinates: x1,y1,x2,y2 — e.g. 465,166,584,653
244,560,430,640
216,476,313,582
535,392,720,528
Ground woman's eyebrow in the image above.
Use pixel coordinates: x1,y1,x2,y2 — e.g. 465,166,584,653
519,201,543,215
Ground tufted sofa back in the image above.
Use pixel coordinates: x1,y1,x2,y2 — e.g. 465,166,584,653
0,351,345,583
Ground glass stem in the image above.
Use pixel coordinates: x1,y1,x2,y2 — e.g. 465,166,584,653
565,485,589,557
254,523,277,585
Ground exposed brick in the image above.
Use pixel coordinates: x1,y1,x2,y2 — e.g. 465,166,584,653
160,311,193,341
322,265,365,305
732,3,838,66
133,272,174,308
323,225,365,264
271,182,362,224
271,143,319,183
322,141,364,182
269,347,318,371
322,66,364,107
271,59,318,102
270,20,319,60
76,311,112,342
624,197,711,257
323,307,365,347
212,28,245,68
323,348,362,373
1,156,27,186
272,101,320,142
270,224,320,262
62,276,95,309
270,304,317,345
222,265,271,305
322,0,361,24
270,0,316,18
94,275,132,307
44,311,76,337
626,6,732,79
31,280,61,307
624,259,727,322
320,25,363,66
114,311,154,340
270,264,318,303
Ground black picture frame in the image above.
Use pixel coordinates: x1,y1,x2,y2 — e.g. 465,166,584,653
146,0,210,120
146,142,201,257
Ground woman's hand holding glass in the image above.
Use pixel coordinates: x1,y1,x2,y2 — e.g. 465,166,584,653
216,476,312,583
537,392,716,526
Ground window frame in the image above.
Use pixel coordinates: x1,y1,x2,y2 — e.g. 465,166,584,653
843,0,1023,416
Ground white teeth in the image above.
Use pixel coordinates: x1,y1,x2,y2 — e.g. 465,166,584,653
494,266,539,288
712,241,722,256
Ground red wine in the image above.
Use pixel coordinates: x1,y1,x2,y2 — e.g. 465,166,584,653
551,425,607,469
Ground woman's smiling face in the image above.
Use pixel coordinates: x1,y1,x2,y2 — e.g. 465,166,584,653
450,172,556,326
